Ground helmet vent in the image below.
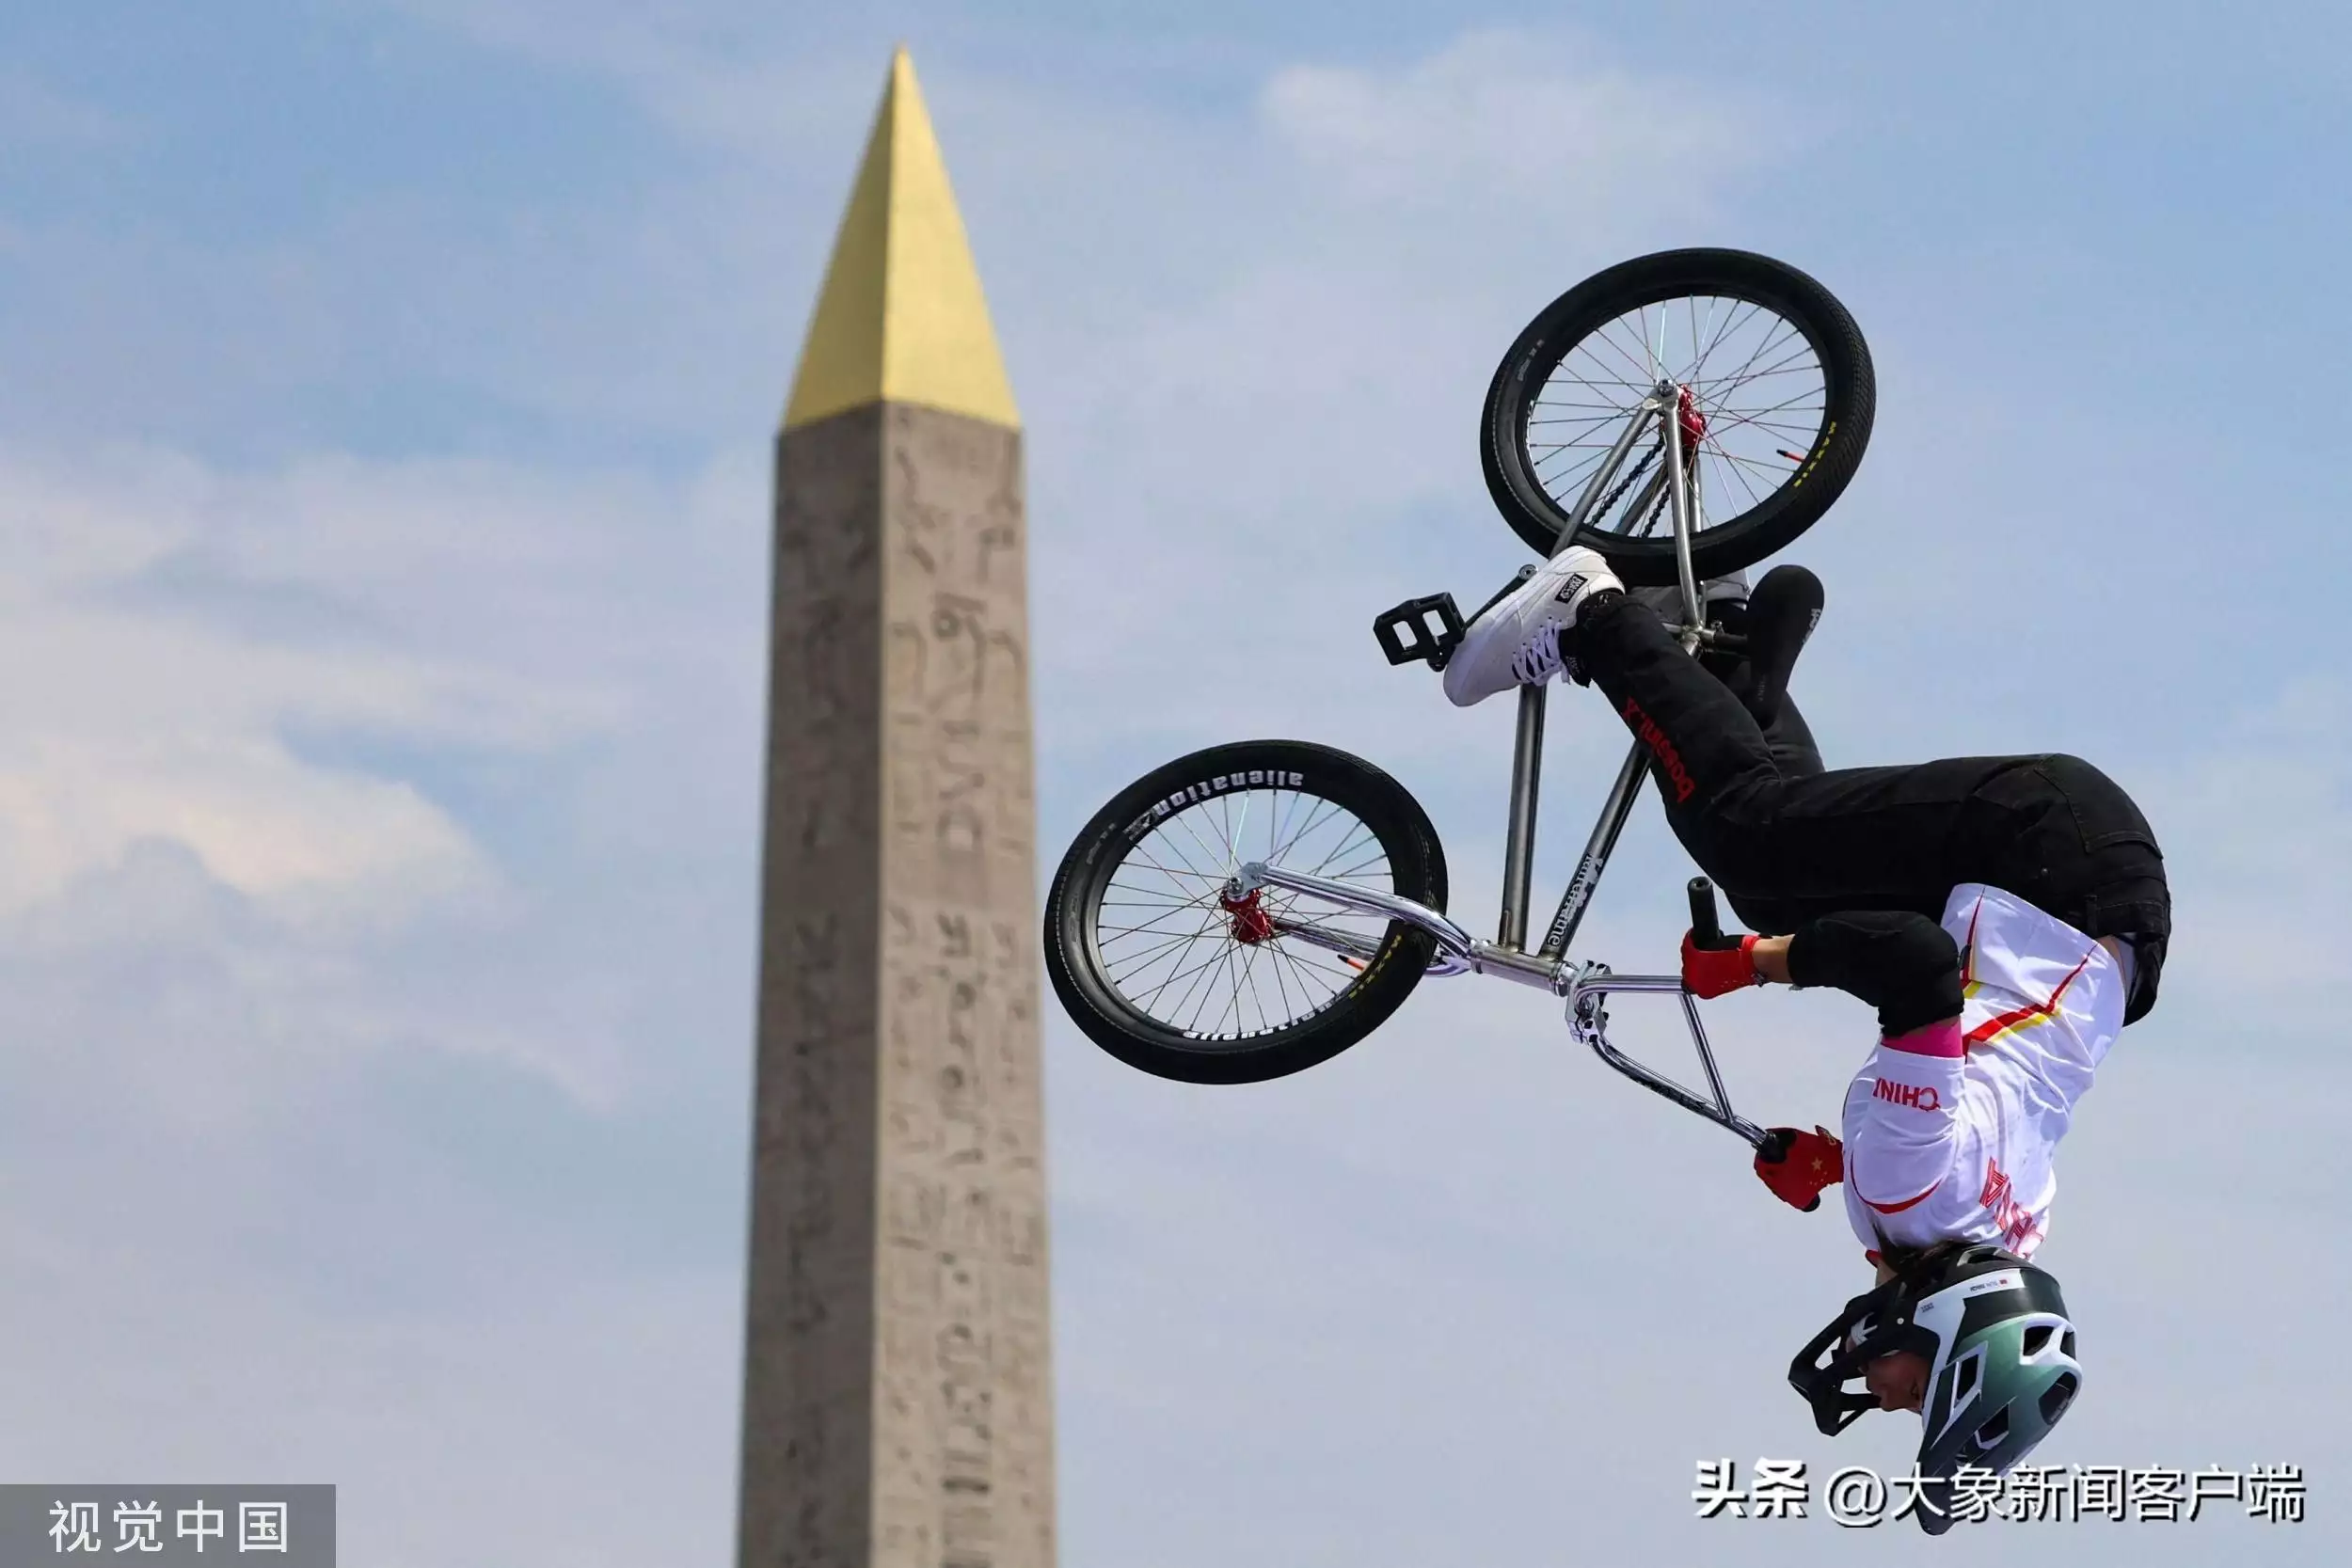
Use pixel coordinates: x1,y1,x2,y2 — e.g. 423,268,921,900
2061,1330,2077,1359
1974,1409,2010,1449
1953,1349,1982,1402
2040,1372,2080,1423
2022,1324,2056,1358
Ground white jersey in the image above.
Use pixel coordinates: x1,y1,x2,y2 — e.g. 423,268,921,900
1839,883,2128,1261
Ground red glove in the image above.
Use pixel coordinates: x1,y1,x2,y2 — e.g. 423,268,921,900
1681,927,1760,998
1755,1125,1843,1212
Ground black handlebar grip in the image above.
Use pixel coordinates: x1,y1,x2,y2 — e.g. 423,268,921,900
1687,877,1723,946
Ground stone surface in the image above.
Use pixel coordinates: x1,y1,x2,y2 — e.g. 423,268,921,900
739,401,1054,1568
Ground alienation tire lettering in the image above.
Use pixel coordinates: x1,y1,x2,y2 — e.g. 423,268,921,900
1124,769,1308,841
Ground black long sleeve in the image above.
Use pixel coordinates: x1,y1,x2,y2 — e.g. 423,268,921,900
1786,911,1963,1037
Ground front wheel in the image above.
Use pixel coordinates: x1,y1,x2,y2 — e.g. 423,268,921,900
1044,740,1448,1085
1482,247,1875,584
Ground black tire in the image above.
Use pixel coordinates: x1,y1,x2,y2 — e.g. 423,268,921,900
1481,248,1875,585
1044,740,1447,1085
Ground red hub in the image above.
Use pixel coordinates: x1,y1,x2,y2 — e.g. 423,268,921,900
1677,384,1707,457
1219,887,1276,944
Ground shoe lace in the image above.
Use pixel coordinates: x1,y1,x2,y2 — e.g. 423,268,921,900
1507,619,1565,687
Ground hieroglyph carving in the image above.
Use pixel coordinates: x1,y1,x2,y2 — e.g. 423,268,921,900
870,405,1054,1568
743,398,1051,1568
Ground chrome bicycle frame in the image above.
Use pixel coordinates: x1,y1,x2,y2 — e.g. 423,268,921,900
1234,377,1766,1148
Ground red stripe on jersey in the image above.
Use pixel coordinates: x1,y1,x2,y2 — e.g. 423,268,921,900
1861,1180,1942,1215
1964,952,2094,1047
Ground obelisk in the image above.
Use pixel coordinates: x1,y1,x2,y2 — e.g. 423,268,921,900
738,49,1055,1568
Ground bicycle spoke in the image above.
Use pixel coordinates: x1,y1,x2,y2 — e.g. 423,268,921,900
1220,937,1275,1037
1697,359,1822,396
1107,911,1221,975
1697,321,1804,408
1167,806,1233,887
1264,927,1303,1021
1093,782,1400,1044
1164,936,1238,1029
1710,415,1824,442
1704,384,1831,437
1097,901,1222,943
1268,938,1347,1008
1685,298,1763,385
1125,909,1225,1003
1567,347,1653,402
1116,851,1223,887
1702,435,1768,508
1701,438,1805,477
1266,795,1344,866
1194,937,1246,1036
1543,366,1656,398
1532,286,1826,539
1127,825,1217,886
1302,821,1376,878
1266,787,1304,867
1694,333,1819,394
1581,325,1661,388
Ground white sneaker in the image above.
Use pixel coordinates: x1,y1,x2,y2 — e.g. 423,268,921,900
1442,546,1624,707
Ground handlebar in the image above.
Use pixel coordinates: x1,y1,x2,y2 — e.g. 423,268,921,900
1687,877,1724,946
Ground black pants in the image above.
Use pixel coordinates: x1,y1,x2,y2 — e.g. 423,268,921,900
1576,596,2170,1023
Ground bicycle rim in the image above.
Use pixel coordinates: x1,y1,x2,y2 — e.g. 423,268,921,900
1089,784,1399,1046
1527,292,1830,546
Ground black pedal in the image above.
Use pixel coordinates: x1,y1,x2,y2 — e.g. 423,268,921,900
1373,593,1467,670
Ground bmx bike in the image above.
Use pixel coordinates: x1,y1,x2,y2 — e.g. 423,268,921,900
1042,249,1876,1148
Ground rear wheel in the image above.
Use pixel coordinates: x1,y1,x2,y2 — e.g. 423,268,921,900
1481,247,1875,585
1044,740,1446,1085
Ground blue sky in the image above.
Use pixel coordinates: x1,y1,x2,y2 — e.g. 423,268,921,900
1,3,2347,1564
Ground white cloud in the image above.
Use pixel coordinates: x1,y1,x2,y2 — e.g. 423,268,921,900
0,445,659,916
0,434,771,1110
1262,28,1782,214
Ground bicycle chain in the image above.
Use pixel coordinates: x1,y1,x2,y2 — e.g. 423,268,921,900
1589,437,1661,525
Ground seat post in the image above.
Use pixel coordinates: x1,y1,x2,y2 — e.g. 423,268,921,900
1498,682,1547,950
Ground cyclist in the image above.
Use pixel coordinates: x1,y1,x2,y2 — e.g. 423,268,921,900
1441,545,2169,1531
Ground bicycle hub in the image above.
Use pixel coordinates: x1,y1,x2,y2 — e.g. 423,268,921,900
1219,886,1276,944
